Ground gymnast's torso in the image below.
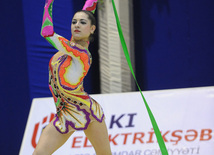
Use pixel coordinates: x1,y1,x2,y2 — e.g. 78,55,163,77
48,40,104,134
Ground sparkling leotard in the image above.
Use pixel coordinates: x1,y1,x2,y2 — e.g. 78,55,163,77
41,0,104,134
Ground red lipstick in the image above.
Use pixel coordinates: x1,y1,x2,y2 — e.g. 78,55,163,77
74,30,80,32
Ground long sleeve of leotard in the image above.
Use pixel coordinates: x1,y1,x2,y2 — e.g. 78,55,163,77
41,0,91,60
41,0,97,53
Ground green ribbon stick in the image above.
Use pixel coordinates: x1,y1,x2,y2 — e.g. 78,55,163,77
111,0,168,154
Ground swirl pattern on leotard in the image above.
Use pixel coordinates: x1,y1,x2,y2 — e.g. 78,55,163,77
41,0,104,133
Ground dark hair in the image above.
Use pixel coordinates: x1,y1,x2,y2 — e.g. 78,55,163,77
75,10,96,42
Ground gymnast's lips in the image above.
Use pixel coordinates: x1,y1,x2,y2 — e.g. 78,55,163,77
74,30,80,32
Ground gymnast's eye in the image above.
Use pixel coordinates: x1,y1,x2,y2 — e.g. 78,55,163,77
81,21,86,24
80,19,87,24
81,22,86,25
72,20,77,24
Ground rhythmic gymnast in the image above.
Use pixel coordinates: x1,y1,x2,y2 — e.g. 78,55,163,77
33,0,112,154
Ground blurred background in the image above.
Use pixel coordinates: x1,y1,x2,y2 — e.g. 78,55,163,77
0,0,213,154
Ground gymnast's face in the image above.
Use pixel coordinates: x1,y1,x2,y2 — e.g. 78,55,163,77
71,12,96,41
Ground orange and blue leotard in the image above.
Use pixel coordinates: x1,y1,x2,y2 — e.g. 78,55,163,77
41,0,103,134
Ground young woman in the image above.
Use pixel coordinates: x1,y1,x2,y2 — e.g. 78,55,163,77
33,0,112,154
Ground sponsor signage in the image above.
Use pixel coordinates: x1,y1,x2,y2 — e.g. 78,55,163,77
20,87,214,155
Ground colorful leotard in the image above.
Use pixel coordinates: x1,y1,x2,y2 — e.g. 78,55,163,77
41,0,104,134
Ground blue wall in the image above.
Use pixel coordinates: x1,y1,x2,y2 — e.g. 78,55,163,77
0,0,30,154
0,0,214,154
134,0,214,90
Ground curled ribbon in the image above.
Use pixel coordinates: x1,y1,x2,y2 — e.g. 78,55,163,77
111,0,168,154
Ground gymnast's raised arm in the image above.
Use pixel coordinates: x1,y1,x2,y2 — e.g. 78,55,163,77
40,0,96,57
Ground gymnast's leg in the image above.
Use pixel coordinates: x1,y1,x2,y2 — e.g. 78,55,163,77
84,120,112,155
33,119,74,155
